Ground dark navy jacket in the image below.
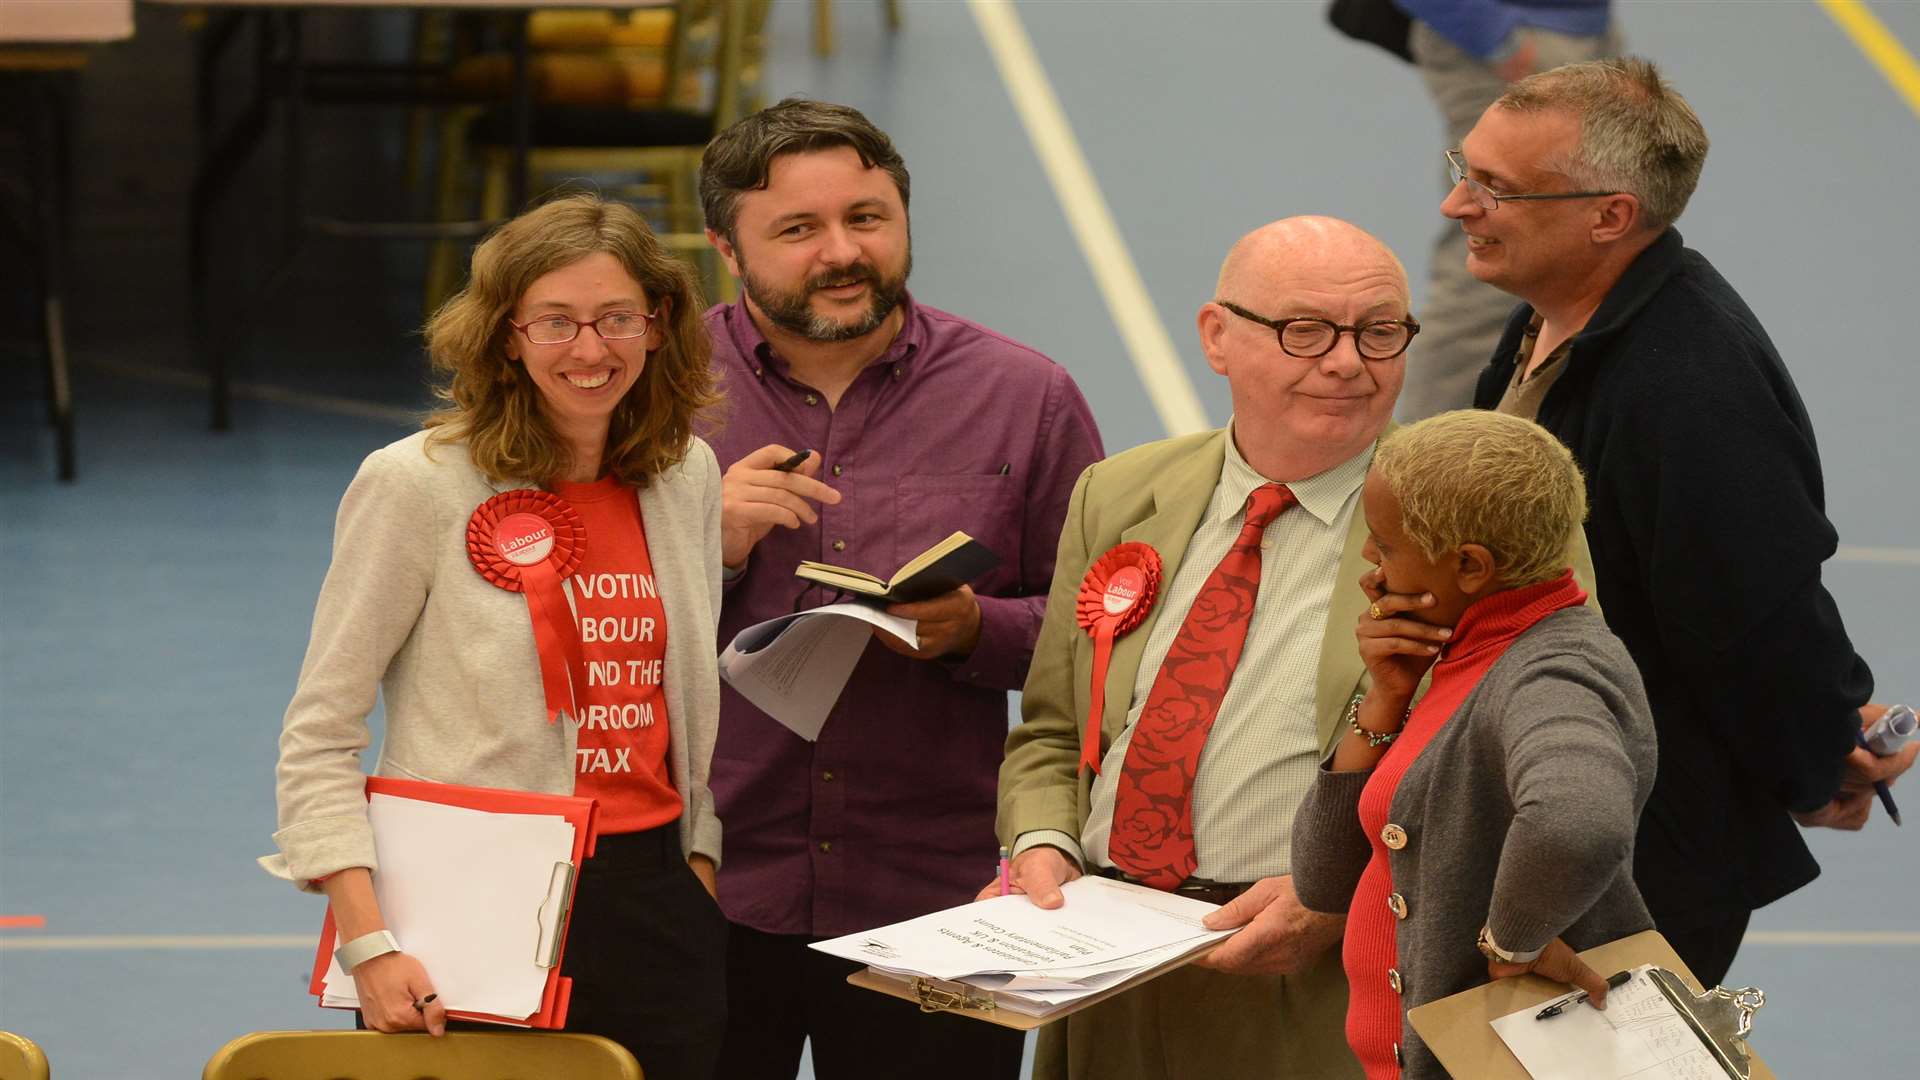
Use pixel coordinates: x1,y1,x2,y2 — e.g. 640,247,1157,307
1474,228,1872,926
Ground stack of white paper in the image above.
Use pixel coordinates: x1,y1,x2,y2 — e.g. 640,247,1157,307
1491,965,1726,1079
719,602,919,741
318,794,578,1021
812,876,1233,1017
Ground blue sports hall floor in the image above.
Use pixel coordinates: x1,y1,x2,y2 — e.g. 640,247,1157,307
3,2,1917,1077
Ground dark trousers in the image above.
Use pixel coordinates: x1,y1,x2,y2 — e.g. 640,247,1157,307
374,823,729,1080
718,921,1025,1080
1661,908,1753,988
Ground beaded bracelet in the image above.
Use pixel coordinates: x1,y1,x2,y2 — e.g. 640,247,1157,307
1345,693,1407,748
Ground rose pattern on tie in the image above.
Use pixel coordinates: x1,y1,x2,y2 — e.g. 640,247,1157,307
1107,482,1297,889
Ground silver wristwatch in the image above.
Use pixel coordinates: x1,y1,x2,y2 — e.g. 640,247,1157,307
335,929,401,972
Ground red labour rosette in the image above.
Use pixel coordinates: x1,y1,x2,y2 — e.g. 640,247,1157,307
1075,542,1162,775
467,490,588,724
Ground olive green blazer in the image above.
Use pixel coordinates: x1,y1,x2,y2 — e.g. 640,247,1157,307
996,427,1598,850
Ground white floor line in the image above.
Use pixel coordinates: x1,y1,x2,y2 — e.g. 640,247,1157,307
0,934,313,951
86,358,419,426
1833,545,1920,566
1744,931,1920,946
969,0,1209,438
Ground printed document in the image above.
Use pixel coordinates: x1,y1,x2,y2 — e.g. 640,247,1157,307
813,876,1232,1016
1490,965,1726,1079
719,602,918,740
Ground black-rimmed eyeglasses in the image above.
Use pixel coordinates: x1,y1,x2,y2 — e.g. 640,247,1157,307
1446,149,1621,211
1216,300,1420,361
508,309,658,345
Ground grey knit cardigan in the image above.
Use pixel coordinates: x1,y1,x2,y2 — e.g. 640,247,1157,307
1292,606,1658,1079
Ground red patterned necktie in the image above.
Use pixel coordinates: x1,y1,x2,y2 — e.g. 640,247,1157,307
1107,481,1297,889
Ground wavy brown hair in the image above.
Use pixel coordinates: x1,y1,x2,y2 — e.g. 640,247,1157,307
424,194,717,486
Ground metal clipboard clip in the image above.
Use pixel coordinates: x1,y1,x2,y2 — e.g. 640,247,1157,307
907,976,998,1016
533,860,577,970
1646,968,1767,1080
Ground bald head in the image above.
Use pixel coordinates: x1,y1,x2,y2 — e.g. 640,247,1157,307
1199,215,1412,483
1215,216,1408,303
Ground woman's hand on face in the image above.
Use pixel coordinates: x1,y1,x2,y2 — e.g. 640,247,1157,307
1356,568,1452,704
352,951,446,1035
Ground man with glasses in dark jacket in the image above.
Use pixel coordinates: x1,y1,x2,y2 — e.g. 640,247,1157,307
1447,56,1917,985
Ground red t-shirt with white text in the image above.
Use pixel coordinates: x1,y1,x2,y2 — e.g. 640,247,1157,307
550,475,682,835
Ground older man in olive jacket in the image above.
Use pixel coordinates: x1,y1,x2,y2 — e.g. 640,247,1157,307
994,217,1597,1080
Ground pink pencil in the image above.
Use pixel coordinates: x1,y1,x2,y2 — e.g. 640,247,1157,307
998,846,1011,896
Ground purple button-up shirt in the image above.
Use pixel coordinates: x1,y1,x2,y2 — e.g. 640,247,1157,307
704,294,1103,938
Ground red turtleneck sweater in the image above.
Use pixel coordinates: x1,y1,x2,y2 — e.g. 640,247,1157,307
1342,570,1587,1077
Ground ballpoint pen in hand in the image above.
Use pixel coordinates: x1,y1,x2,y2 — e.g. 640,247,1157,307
1854,726,1903,827
1535,970,1632,1020
998,846,1011,897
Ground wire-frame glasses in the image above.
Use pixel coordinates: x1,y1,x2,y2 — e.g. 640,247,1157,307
1446,149,1621,211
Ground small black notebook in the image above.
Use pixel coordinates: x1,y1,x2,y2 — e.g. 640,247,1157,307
794,531,1000,604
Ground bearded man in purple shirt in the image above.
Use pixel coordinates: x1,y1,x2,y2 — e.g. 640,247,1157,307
697,97,1104,1080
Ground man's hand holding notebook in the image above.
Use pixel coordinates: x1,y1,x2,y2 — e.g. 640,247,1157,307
794,531,1000,604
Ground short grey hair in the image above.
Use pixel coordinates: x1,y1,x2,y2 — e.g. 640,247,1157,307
1496,56,1708,232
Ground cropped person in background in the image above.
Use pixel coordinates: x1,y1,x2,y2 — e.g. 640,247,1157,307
698,98,1102,1080
265,195,728,1079
1292,409,1655,1078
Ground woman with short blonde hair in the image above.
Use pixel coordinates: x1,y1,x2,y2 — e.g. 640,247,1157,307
268,193,729,1077
1293,410,1657,1079
1369,407,1587,590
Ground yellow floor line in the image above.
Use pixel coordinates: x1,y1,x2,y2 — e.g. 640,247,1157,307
1821,0,1920,120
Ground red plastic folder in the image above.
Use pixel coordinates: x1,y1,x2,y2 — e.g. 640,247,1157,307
307,776,599,1029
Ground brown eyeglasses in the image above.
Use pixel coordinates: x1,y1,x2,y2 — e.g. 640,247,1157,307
1217,301,1420,361
509,309,657,345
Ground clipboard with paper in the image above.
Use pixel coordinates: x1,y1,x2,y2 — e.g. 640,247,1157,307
1406,930,1774,1080
822,876,1235,1030
845,935,1224,1030
307,776,599,1028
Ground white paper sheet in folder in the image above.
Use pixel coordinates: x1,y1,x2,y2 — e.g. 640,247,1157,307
318,795,577,1019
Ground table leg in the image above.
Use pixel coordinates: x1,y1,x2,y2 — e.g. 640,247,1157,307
32,75,76,482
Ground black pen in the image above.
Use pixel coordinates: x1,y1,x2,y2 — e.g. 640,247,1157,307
1534,970,1632,1020
774,449,813,473
1854,728,1903,826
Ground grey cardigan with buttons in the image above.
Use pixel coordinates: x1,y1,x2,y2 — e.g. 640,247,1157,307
262,430,723,890
1291,606,1658,1079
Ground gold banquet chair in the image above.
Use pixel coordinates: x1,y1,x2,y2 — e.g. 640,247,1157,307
202,1030,642,1080
0,1031,51,1080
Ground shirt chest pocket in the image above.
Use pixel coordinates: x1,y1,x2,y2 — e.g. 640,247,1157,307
893,473,1021,591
